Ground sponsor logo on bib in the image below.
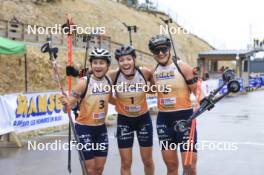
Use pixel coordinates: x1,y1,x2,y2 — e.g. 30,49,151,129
93,112,105,119
160,98,176,105
124,105,141,113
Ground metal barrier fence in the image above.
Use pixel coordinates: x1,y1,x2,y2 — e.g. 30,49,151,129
0,18,154,66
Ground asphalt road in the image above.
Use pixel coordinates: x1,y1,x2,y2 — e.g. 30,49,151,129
1,91,264,175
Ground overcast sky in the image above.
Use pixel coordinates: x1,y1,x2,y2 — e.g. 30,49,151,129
139,0,264,50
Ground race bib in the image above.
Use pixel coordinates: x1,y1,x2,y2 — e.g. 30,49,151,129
160,98,176,105
93,112,105,119
124,105,141,113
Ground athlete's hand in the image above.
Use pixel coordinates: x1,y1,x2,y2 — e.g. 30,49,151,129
59,95,70,113
66,65,80,77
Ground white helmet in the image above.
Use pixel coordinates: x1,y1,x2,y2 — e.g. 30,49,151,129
89,48,111,64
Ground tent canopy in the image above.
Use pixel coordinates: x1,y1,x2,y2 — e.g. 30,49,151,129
0,37,26,55
0,37,28,92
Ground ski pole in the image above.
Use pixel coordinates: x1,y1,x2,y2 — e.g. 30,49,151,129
182,76,202,175
173,76,240,133
84,34,92,75
66,14,73,174
160,17,178,59
41,39,89,175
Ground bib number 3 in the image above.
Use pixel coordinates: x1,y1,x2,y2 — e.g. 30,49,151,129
99,100,105,109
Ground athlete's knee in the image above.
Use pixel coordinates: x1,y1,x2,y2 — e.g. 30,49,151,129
190,154,197,174
86,166,96,175
165,160,178,172
142,156,154,168
95,166,104,175
84,161,96,174
121,158,132,170
191,163,197,174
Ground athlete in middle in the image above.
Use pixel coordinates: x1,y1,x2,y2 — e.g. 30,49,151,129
108,45,155,175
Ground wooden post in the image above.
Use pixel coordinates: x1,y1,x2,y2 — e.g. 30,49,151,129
108,36,111,51
24,54,28,92
0,133,23,148
98,35,102,48
21,23,25,40
6,20,9,38
11,132,23,148
36,26,39,41
61,32,64,45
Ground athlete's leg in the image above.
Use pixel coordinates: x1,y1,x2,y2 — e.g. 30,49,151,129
181,152,197,175
157,112,179,175
94,156,107,175
117,114,135,175
161,149,179,175
84,159,96,175
75,124,97,174
93,124,109,175
179,123,198,175
119,148,133,175
137,112,154,175
139,146,154,175
176,110,197,175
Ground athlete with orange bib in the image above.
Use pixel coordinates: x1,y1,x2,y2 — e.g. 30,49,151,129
60,48,114,175
108,45,155,175
148,35,199,175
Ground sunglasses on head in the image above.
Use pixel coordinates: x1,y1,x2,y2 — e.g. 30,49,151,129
152,47,169,55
